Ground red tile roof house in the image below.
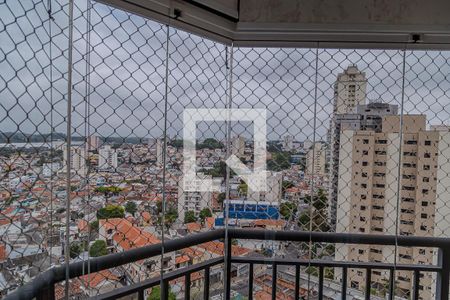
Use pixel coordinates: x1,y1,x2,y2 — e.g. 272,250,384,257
98,218,253,296
99,218,175,282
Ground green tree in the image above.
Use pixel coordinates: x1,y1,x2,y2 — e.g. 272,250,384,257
267,152,291,171
90,220,99,231
217,192,226,206
147,286,176,300
125,201,137,216
298,189,330,232
184,211,197,223
69,242,83,259
157,207,178,229
279,202,297,220
238,182,248,196
89,240,108,257
199,138,224,149
199,208,212,223
97,204,125,219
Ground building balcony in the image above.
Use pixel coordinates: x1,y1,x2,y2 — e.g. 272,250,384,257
6,229,450,300
3,1,450,300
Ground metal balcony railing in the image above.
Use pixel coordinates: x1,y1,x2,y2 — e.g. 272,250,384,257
5,229,450,300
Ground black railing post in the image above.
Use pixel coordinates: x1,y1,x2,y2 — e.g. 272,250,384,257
162,279,169,300
318,266,324,299
412,270,420,300
341,267,347,300
204,267,210,300
248,263,254,300
184,274,191,300
437,247,450,300
225,236,232,300
295,265,300,300
137,289,144,300
388,268,394,300
271,263,277,300
365,268,372,300
36,284,55,300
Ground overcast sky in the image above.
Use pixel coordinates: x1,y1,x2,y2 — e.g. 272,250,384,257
1,0,450,143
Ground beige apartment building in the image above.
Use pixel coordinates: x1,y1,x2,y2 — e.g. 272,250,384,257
306,142,327,176
335,115,450,299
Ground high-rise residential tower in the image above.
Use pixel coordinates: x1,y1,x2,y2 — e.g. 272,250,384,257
98,145,118,170
335,114,450,299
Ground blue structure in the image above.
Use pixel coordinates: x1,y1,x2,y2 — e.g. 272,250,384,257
215,199,280,226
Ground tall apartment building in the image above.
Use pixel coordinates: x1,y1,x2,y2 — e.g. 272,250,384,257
329,102,398,228
147,138,164,165
63,145,86,176
335,115,450,299
98,145,118,170
328,66,368,225
231,136,245,158
305,142,326,176
282,135,294,151
247,171,282,203
178,172,212,223
86,135,101,151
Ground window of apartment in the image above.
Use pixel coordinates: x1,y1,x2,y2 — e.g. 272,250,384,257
406,140,417,145
400,220,414,225
402,174,416,180
423,177,430,182
358,249,364,255
375,150,386,155
403,163,417,168
374,161,386,166
399,254,412,260
373,227,383,232
361,183,367,188
401,197,414,203
373,271,382,276
403,151,417,156
361,172,368,178
421,201,429,207
376,139,387,144
422,189,429,195
361,205,366,210
402,186,415,191
372,216,383,221
373,205,383,210
420,225,428,231
374,183,385,188
425,140,431,146
421,213,428,219
423,165,430,170
401,208,414,214
360,216,366,222
424,152,431,158
359,228,365,233
361,195,367,200
374,173,385,177
362,150,369,155
419,249,426,255
362,161,368,166
363,139,369,144
370,248,382,254
373,194,385,199
351,281,359,289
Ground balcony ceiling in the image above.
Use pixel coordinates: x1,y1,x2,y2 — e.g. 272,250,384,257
97,0,450,49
